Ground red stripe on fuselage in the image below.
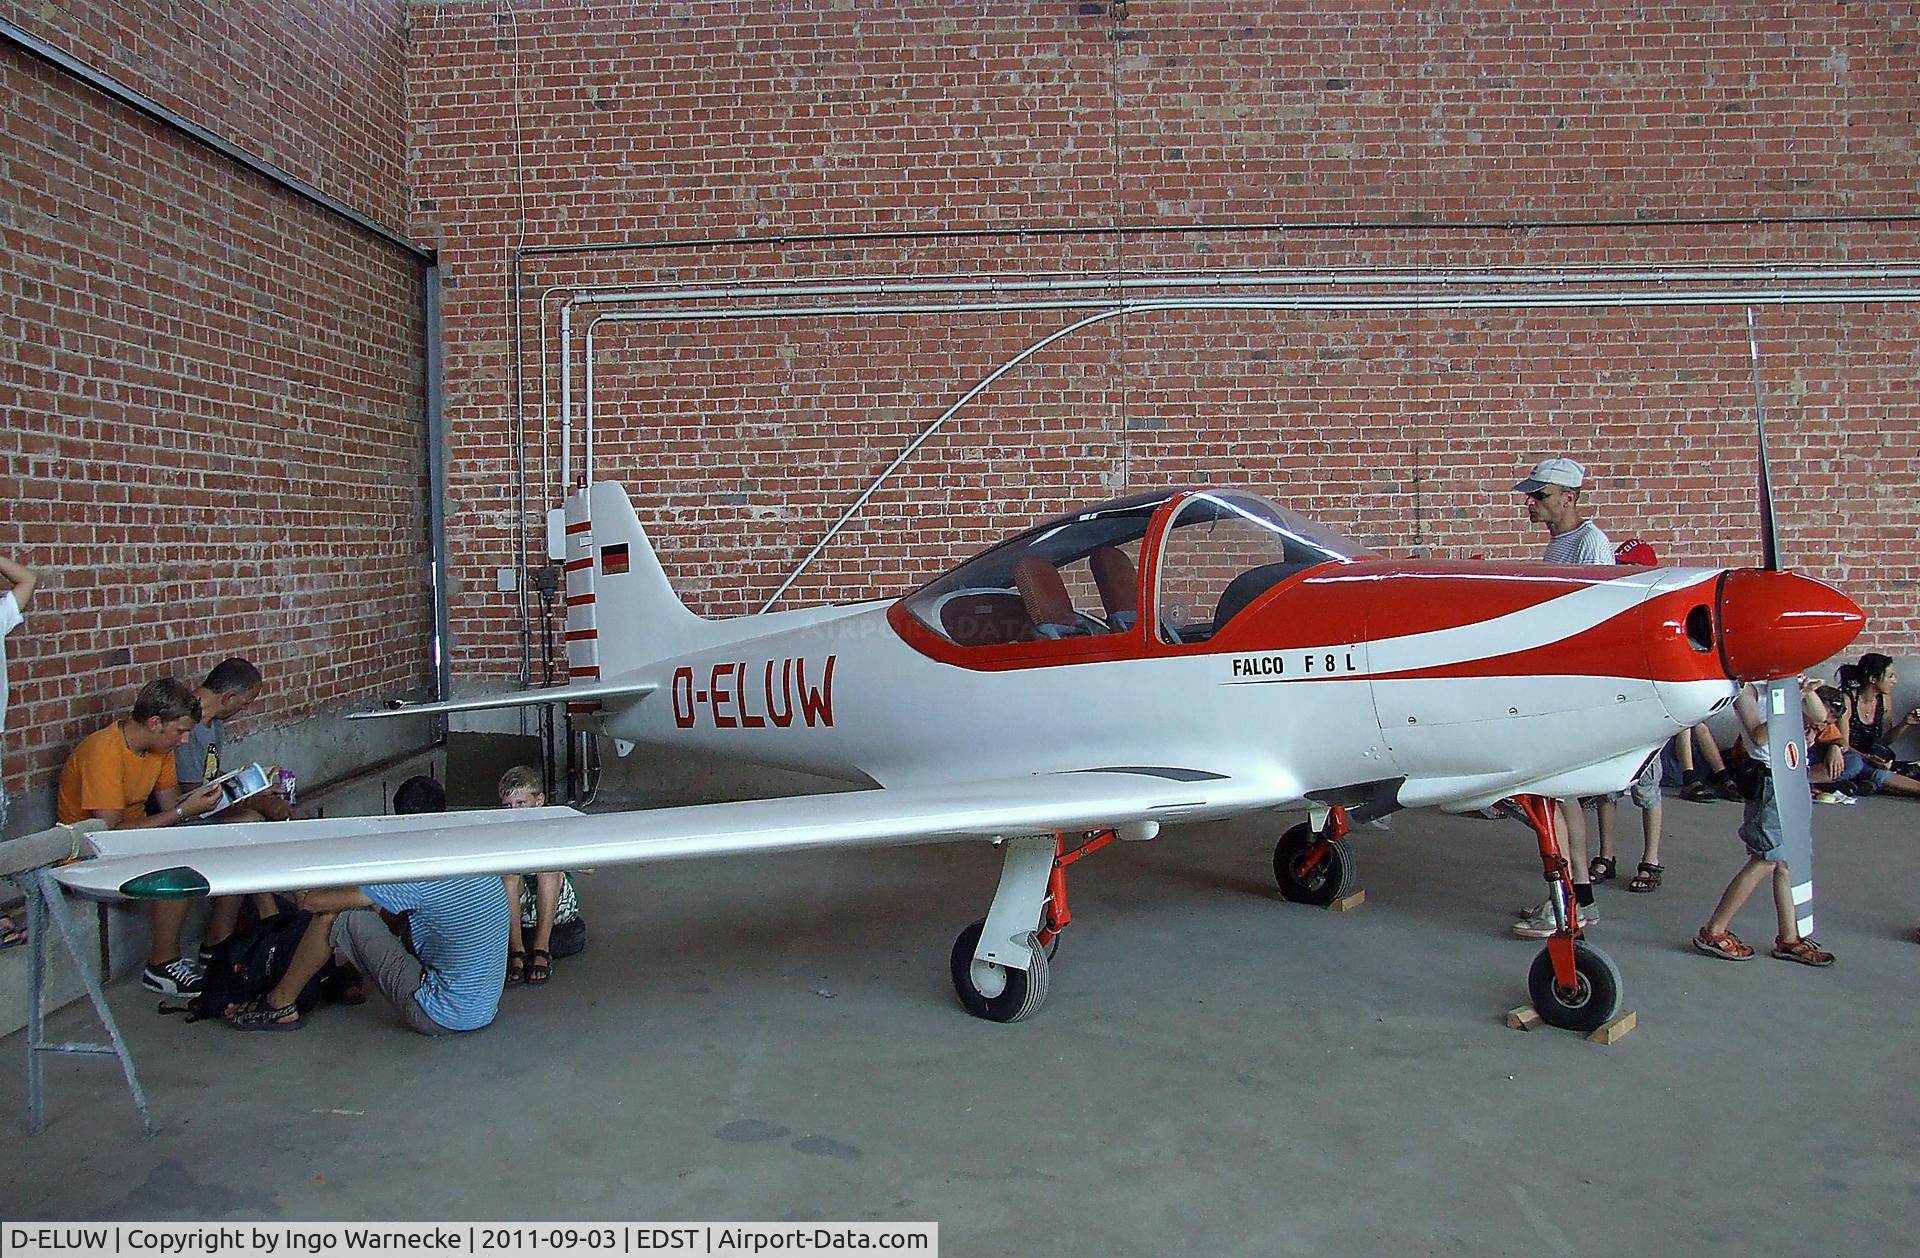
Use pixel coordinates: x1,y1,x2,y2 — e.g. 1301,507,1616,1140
1210,562,1648,653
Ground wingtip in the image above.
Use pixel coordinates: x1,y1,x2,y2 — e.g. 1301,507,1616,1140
119,866,212,899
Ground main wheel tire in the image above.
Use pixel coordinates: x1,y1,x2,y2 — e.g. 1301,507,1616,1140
1527,941,1623,1033
1273,823,1357,906
950,919,1050,1023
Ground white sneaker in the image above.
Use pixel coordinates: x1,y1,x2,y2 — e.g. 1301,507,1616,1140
141,957,203,995
1511,900,1597,939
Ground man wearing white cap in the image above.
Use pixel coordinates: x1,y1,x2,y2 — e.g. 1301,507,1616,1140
1515,456,1613,565
1510,456,1612,938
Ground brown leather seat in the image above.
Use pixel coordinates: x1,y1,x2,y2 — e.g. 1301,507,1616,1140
938,592,1033,646
1088,545,1138,632
1013,554,1084,639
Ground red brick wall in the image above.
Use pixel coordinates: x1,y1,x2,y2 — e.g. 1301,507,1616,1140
407,2,1919,680
0,2,427,814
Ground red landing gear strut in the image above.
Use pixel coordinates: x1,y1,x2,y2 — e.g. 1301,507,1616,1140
1037,828,1120,952
1512,794,1623,1033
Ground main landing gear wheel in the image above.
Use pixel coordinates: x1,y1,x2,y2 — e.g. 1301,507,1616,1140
1527,941,1623,1033
950,919,1050,1023
1273,822,1357,906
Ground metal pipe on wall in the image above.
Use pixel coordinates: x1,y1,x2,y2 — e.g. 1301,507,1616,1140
424,264,450,729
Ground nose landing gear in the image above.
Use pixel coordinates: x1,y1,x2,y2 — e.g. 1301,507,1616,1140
1272,814,1358,906
1512,795,1624,1033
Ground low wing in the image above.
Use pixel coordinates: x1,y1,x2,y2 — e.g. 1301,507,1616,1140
51,768,1299,900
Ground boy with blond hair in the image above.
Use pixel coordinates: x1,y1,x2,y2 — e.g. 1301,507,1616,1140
498,765,586,986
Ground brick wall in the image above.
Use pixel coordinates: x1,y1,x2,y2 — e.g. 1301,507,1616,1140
407,1,1919,683
0,1,428,823
6,2,1915,827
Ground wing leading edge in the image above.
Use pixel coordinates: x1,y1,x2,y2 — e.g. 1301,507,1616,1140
51,769,1300,900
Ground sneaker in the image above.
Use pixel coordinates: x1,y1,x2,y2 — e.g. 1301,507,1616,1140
1511,900,1597,939
141,958,203,996
196,945,216,967
1772,936,1835,967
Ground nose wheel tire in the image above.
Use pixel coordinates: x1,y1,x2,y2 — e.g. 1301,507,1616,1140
1527,941,1623,1033
1273,822,1357,906
950,919,1050,1023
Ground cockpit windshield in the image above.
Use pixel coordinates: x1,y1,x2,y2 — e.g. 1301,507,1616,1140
900,487,1373,647
1152,490,1374,644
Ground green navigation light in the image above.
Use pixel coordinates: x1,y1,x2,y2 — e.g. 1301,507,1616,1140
120,867,212,898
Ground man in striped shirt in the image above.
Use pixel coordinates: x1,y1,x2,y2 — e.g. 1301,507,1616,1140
1510,456,1612,939
223,776,510,1033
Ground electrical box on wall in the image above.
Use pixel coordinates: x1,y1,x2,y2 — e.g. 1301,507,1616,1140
546,508,567,561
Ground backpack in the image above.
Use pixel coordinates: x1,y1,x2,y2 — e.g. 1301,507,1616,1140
175,910,335,1022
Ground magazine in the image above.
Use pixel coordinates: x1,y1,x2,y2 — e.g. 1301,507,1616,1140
201,763,274,814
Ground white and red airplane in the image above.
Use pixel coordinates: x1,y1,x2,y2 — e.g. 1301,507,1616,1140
53,479,1862,1032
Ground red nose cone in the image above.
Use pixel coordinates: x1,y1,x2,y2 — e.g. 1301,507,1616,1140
1716,569,1865,682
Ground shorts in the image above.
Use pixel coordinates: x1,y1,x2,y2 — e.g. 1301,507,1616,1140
1625,758,1661,809
1586,758,1661,810
1738,772,1783,859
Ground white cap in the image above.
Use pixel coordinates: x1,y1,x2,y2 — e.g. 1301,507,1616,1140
1514,457,1586,494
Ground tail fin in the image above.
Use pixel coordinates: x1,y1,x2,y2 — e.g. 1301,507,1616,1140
562,482,707,679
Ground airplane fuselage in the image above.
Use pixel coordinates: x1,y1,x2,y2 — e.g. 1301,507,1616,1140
590,562,1738,814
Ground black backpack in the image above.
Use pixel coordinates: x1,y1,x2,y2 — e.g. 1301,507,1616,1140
176,910,335,1022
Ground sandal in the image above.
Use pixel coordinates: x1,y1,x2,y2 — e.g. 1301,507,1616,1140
505,949,527,986
224,997,303,1031
1627,862,1664,893
1693,928,1754,961
1588,856,1616,883
0,914,25,949
1772,936,1835,967
524,948,552,986
1678,781,1720,803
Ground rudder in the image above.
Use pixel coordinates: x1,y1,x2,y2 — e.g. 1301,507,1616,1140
561,481,706,681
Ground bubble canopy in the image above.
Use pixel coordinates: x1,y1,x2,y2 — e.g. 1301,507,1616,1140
900,488,1375,648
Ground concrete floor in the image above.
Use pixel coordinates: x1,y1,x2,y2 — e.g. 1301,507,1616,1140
4,790,1918,1255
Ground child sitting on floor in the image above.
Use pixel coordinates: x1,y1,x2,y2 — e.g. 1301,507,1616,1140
498,765,587,987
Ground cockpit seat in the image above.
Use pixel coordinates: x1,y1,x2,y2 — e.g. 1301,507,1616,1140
1088,545,1138,632
937,591,1035,646
1013,554,1085,639
1213,562,1306,634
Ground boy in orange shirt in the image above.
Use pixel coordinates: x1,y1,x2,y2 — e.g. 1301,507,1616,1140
57,677,225,993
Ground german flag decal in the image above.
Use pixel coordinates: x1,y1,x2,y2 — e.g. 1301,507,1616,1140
601,543,630,575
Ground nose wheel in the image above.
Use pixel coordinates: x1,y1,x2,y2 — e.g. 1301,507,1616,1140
1510,795,1626,1033
1527,940,1622,1033
1273,821,1357,906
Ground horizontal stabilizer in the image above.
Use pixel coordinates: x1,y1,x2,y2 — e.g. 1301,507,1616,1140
52,770,1296,900
347,680,655,721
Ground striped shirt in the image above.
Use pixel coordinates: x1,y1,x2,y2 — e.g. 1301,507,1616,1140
364,877,510,1031
1543,519,1613,566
